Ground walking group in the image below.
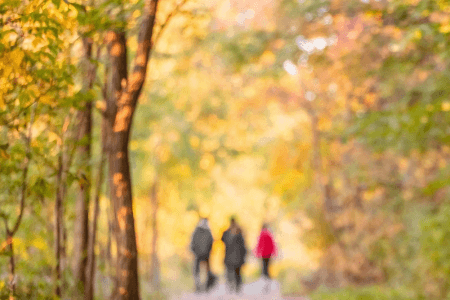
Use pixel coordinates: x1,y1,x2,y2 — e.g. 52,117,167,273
190,217,277,294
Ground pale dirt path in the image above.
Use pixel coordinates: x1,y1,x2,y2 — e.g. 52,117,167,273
170,278,310,300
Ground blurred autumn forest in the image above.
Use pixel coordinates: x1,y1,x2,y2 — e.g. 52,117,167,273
2,0,450,299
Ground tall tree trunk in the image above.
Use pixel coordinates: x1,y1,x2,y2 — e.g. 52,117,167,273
149,178,160,290
55,114,78,298
55,153,63,298
105,30,127,300
105,1,159,299
85,120,107,300
3,104,36,299
73,36,95,298
106,196,113,271
7,232,15,300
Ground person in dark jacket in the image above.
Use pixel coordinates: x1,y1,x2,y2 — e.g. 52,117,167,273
221,217,247,294
190,218,216,292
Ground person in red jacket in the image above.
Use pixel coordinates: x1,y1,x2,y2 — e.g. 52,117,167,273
253,223,277,279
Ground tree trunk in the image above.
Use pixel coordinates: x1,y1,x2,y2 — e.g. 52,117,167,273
310,111,321,174
105,30,127,300
149,178,160,290
55,154,63,298
3,103,36,299
7,232,15,299
85,120,107,300
73,36,95,298
106,197,113,271
104,1,159,299
55,114,77,298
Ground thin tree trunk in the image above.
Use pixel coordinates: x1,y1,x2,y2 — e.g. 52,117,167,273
55,153,63,298
106,196,113,271
55,114,78,298
85,120,107,300
310,111,321,174
149,177,160,290
3,103,36,298
73,36,95,298
7,232,14,300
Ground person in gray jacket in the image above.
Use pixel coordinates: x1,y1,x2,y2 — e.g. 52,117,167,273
221,217,247,294
190,218,217,292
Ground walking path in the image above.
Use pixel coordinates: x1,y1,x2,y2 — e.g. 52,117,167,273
171,278,308,300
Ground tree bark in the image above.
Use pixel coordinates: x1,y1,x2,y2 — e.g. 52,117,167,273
104,1,159,299
55,153,63,298
85,119,107,300
105,30,127,300
55,114,78,298
7,232,14,300
73,36,95,298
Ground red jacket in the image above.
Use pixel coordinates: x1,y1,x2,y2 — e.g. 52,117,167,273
253,229,277,258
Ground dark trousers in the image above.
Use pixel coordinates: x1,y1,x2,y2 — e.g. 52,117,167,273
262,258,270,278
194,257,210,275
225,266,242,293
194,257,210,291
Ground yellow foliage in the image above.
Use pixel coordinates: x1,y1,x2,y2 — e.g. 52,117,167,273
273,169,304,195
259,50,276,66
130,140,139,150
270,142,290,177
31,238,47,250
318,116,332,131
156,144,171,162
189,135,200,148
40,95,54,106
169,163,191,178
29,84,40,97
202,139,220,152
200,153,215,170
10,48,25,68
0,93,4,110
440,24,450,33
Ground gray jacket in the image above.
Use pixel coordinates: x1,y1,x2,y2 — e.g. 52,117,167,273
190,219,213,259
221,228,247,268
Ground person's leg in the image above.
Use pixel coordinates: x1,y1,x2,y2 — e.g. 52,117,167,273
225,267,234,294
205,257,210,274
206,257,217,291
194,257,201,292
262,258,271,294
235,267,242,293
262,258,270,278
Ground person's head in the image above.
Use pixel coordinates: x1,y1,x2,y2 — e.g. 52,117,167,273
229,217,239,233
262,223,268,230
199,217,209,227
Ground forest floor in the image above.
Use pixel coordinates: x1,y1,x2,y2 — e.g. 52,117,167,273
170,278,309,300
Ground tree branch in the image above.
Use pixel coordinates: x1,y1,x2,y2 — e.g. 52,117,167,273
10,102,36,236
127,0,159,107
152,0,189,49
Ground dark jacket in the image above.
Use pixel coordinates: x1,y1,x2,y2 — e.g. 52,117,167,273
190,221,213,260
221,228,247,268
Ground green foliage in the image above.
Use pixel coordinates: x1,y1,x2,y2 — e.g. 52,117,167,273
209,30,275,72
310,285,414,300
420,202,450,298
302,203,335,250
